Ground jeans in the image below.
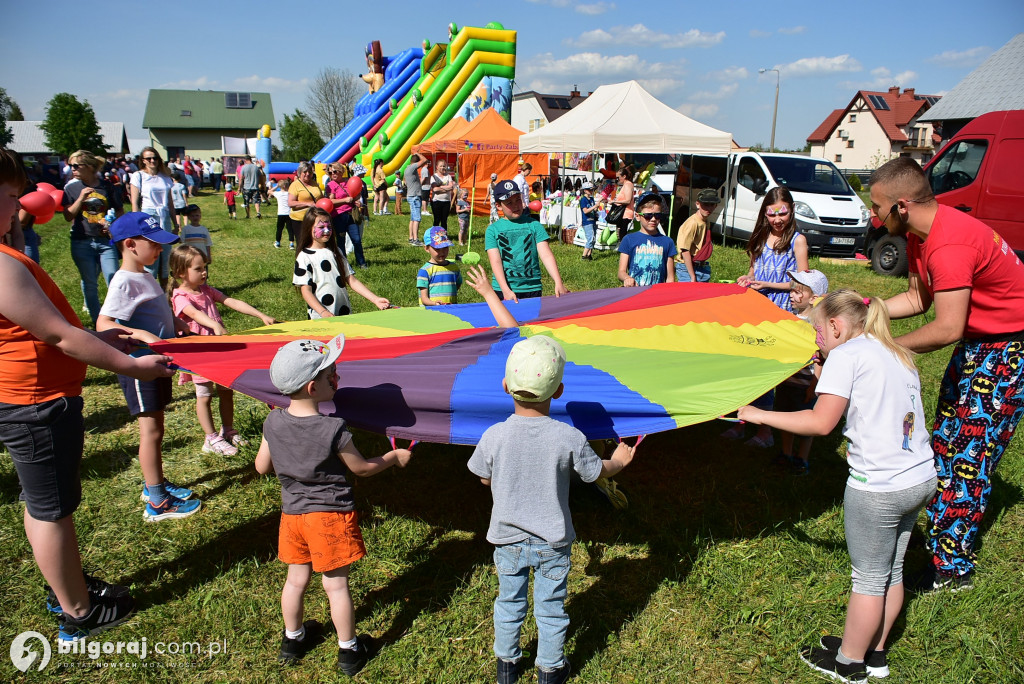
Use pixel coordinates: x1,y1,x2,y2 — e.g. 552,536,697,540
581,221,595,249
23,226,40,263
674,261,711,283
211,173,222,192
493,539,571,671
141,208,174,280
70,237,120,323
333,211,364,267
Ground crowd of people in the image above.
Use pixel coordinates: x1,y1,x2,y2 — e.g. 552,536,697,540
2,146,1022,682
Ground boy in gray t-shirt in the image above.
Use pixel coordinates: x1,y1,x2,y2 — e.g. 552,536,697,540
255,334,412,675
468,335,634,684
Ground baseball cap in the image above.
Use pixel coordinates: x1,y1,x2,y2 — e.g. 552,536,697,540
787,269,829,297
635,191,665,211
504,336,566,403
108,212,180,246
424,226,453,249
269,334,346,395
582,181,594,190
696,188,720,204
493,179,518,202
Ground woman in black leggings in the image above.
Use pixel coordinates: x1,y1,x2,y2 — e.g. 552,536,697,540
429,159,455,229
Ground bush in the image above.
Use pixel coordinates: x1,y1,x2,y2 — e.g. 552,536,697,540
848,173,862,192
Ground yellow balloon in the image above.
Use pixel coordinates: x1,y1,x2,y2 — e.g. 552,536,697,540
260,124,271,138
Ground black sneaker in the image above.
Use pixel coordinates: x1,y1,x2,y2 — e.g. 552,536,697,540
46,573,131,615
58,593,136,642
820,635,888,678
800,645,867,683
497,657,520,684
337,634,374,676
537,660,571,684
930,570,974,593
278,620,322,665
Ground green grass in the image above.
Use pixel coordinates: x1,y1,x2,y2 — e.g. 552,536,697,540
2,191,1022,682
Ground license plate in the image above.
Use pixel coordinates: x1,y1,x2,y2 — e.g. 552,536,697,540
830,237,855,245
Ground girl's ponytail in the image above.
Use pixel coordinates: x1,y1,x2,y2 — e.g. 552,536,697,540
815,289,916,370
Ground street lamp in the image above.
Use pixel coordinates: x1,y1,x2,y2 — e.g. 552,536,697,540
759,68,780,152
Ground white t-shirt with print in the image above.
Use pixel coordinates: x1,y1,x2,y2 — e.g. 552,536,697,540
815,334,935,492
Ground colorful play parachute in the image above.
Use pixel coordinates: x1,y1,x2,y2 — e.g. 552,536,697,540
152,284,816,445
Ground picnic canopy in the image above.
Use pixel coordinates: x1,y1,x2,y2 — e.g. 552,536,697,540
414,109,548,215
518,80,733,154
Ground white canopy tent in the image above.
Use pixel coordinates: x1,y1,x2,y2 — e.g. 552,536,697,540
518,80,732,154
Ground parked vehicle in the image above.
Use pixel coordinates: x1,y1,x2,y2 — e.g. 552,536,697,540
864,109,1024,276
672,153,870,257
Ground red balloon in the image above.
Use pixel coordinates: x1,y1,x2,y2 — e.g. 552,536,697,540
34,211,55,225
529,200,542,212
35,182,56,194
20,190,57,217
346,177,364,198
48,188,64,212
315,198,335,213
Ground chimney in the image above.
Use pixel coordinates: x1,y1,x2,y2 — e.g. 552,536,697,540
903,87,915,98
888,86,900,95
570,84,581,98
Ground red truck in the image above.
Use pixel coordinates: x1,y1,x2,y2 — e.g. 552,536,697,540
864,110,1024,276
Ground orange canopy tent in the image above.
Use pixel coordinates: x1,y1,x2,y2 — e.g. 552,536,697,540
412,109,549,216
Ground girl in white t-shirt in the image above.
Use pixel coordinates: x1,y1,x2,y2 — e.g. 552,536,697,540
273,179,293,248
292,208,390,319
739,290,936,684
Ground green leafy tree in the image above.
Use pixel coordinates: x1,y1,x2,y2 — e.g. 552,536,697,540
848,173,862,192
278,110,324,162
39,93,108,157
0,87,23,147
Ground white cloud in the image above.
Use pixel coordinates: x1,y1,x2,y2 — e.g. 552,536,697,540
518,52,684,96
778,26,806,35
690,83,738,100
709,66,749,81
233,75,309,92
749,29,771,38
677,103,719,119
774,55,862,77
567,24,724,49
838,67,918,91
575,2,615,14
926,46,990,66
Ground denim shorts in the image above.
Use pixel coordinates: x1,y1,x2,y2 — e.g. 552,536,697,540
409,195,422,222
0,396,85,521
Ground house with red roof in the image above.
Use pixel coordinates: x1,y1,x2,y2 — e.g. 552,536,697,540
807,86,941,169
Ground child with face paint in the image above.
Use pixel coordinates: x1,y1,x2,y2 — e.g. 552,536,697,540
292,208,389,319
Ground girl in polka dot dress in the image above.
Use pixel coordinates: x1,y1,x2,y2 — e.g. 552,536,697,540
292,207,389,319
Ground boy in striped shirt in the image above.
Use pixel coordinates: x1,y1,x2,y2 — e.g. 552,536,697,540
417,227,463,306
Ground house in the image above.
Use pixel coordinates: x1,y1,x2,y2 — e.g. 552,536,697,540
511,88,588,133
918,33,1024,139
807,87,941,169
7,120,130,160
142,89,275,162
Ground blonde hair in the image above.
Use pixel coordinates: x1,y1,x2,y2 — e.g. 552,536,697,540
813,289,915,370
69,150,105,171
166,244,208,296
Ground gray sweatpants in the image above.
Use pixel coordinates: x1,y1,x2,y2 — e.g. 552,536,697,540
844,477,936,596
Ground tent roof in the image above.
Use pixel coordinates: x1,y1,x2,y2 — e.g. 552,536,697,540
411,116,471,154
412,109,525,154
518,80,732,155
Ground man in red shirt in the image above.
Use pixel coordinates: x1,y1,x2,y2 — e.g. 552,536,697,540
870,157,1024,592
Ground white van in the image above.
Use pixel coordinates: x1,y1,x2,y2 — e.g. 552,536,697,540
672,153,871,257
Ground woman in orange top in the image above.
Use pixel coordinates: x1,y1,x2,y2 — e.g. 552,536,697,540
0,148,173,637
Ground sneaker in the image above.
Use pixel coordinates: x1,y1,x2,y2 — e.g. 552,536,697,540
746,433,774,449
140,479,194,502
929,570,974,594
144,495,202,522
337,634,374,676
799,646,867,683
221,428,249,447
289,242,295,249
537,660,571,684
257,213,262,219
773,452,794,469
274,241,281,248
46,573,130,615
593,477,629,510
497,657,520,684
721,425,745,440
581,254,592,261
792,458,810,476
58,593,136,642
422,210,431,216
279,621,322,665
202,433,239,456
820,636,888,678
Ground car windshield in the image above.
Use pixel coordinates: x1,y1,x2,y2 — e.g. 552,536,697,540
761,156,853,195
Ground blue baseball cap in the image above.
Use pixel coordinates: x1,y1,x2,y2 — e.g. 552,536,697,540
493,179,519,202
424,226,453,249
108,212,180,246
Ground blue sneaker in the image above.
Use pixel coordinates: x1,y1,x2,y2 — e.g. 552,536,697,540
140,480,194,502
143,495,202,522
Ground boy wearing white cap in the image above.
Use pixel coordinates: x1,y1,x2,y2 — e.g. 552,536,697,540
255,334,412,674
468,335,635,684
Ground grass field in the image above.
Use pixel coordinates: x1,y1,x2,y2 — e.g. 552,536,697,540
2,190,1022,682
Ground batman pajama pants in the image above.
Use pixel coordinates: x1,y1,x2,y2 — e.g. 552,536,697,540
927,339,1024,577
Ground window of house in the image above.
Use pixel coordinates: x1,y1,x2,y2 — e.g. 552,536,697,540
835,154,842,163
837,129,844,139
180,110,191,117
847,140,854,148
849,114,857,123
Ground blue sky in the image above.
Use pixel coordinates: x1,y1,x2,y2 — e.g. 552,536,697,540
3,1,1021,151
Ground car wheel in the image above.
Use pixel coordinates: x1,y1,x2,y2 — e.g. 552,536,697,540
871,234,908,277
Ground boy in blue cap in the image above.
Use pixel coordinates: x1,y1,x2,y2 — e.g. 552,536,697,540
417,226,463,306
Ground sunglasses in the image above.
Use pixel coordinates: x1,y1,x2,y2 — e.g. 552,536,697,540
70,163,86,170
765,207,790,218
639,212,664,222
143,157,158,162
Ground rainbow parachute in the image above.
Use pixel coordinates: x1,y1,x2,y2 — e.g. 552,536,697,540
153,283,816,444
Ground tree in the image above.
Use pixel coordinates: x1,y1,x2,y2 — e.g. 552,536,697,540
40,93,107,157
304,67,360,139
0,87,23,148
278,110,325,162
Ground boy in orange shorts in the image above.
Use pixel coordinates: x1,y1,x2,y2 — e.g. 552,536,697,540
255,334,412,674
